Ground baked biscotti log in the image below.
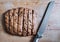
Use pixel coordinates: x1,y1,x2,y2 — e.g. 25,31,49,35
5,7,38,36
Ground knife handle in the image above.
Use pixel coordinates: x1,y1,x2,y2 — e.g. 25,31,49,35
33,36,42,42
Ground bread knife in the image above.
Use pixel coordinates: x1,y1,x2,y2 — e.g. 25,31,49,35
33,1,55,42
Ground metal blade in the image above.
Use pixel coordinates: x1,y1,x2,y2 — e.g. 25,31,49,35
34,1,54,42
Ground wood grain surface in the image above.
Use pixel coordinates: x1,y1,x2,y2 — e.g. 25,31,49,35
0,0,60,42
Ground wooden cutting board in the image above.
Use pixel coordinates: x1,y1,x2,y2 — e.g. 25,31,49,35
0,0,50,42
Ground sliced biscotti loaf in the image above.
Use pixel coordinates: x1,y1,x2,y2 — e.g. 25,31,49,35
4,7,38,36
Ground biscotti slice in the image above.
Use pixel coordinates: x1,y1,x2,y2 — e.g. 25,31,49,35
28,9,33,36
13,9,18,34
5,11,10,32
23,8,28,36
17,8,24,35
9,10,14,34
